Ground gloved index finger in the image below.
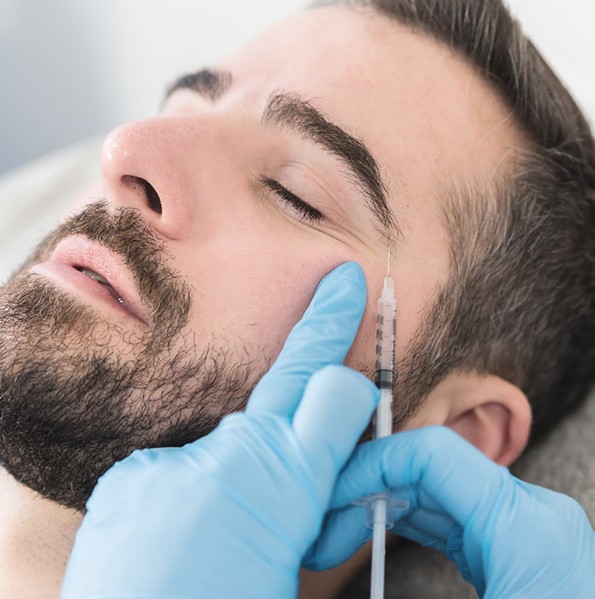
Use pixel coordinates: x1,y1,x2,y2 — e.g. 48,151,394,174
246,262,367,419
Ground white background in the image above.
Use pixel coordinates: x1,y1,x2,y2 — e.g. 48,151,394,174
1,0,594,174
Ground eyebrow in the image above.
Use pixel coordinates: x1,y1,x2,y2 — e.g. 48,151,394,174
165,68,397,237
165,69,232,102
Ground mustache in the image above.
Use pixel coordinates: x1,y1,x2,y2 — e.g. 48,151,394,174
25,200,192,340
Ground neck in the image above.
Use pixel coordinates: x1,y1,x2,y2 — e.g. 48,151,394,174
0,467,82,599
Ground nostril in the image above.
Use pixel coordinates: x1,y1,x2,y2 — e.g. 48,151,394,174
143,180,163,214
122,175,163,214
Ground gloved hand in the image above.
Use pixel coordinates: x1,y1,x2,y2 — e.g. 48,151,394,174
306,426,595,599
59,261,379,599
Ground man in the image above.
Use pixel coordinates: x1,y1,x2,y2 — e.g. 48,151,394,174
0,0,593,597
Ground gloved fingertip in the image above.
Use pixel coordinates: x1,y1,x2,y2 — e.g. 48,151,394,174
306,364,379,416
315,262,366,295
338,367,380,411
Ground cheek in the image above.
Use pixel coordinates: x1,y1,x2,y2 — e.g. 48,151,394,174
176,224,353,363
343,260,394,379
343,300,377,377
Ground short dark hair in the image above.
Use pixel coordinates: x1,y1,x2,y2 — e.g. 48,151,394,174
314,0,595,443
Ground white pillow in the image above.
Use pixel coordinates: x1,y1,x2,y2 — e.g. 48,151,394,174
0,137,101,282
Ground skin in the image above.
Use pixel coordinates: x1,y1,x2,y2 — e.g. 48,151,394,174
0,6,531,598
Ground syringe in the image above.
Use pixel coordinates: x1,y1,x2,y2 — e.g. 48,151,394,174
370,251,396,599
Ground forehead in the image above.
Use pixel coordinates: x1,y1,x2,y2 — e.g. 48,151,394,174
217,6,520,201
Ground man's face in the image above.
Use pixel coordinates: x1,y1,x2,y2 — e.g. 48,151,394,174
142,5,519,364
0,6,518,509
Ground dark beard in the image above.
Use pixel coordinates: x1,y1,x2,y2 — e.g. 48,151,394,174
0,202,261,511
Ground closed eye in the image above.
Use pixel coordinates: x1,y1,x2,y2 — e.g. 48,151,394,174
260,177,324,223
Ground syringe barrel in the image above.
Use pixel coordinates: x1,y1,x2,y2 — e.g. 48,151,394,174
375,389,393,439
368,276,397,599
374,276,396,440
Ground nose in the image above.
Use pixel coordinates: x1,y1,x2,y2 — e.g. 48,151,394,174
100,116,205,239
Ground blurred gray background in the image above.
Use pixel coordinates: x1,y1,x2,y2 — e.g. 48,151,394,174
1,0,594,175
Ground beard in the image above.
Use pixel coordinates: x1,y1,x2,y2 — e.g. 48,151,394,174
0,202,262,511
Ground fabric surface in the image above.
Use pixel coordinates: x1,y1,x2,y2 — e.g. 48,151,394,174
0,137,102,281
0,141,593,598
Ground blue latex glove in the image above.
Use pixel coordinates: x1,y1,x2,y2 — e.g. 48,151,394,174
59,262,379,599
306,426,595,598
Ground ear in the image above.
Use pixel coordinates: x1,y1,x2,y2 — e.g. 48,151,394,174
409,372,532,466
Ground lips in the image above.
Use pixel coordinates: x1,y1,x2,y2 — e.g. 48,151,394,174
34,236,149,324
74,267,125,304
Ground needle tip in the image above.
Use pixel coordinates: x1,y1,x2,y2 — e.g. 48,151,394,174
386,245,391,277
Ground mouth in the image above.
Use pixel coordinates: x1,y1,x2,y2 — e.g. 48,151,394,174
30,236,150,325
74,266,125,305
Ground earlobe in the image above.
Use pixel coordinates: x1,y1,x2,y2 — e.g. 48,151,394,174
415,373,533,466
